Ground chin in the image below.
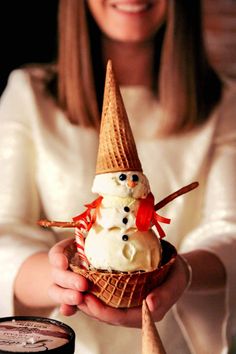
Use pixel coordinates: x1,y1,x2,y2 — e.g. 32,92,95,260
104,27,156,43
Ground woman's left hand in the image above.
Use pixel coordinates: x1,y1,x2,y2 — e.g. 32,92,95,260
77,255,190,327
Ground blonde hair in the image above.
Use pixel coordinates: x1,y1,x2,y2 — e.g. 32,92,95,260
55,0,222,134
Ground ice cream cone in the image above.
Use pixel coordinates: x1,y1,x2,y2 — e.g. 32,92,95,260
64,240,176,308
142,300,167,354
96,60,142,174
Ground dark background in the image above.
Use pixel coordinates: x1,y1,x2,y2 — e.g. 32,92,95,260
0,1,58,95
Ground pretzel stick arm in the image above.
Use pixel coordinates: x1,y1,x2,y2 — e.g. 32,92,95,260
37,220,78,228
154,182,199,211
38,182,199,226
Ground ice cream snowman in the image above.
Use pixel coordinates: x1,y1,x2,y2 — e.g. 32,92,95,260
73,60,170,272
38,60,198,308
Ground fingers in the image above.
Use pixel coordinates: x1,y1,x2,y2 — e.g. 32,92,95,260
145,292,160,312
60,304,78,317
48,238,74,270
78,294,142,328
146,289,171,321
51,267,88,292
49,238,88,292
48,238,89,314
146,256,188,321
48,284,84,306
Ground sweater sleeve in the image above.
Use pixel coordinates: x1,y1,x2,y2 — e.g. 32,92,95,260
177,85,236,353
0,70,56,316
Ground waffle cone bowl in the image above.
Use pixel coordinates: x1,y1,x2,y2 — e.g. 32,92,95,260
64,239,177,308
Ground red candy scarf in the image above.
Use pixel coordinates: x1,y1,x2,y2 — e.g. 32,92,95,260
73,193,170,238
136,192,170,238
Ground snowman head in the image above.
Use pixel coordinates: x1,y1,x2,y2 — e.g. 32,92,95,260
92,171,150,199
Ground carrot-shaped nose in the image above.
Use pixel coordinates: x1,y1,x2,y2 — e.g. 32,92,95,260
127,180,137,188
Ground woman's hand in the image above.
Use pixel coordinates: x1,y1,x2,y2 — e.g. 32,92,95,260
77,255,190,327
48,238,89,316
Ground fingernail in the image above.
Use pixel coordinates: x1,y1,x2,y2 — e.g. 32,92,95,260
148,296,159,311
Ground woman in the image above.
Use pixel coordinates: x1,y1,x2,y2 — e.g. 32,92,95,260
0,1,235,353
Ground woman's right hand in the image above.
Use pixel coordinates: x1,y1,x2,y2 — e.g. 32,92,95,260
48,238,89,316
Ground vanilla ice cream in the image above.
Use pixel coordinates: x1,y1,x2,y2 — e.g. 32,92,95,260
85,226,161,272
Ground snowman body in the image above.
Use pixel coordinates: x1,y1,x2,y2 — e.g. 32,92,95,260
84,171,162,272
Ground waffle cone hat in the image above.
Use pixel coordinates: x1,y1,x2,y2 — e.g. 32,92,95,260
96,60,142,174
142,300,167,354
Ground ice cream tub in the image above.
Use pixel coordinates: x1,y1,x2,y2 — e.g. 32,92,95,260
0,317,75,353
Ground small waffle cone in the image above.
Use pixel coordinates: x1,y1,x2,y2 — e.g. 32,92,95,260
96,60,142,174
64,240,176,308
142,300,167,354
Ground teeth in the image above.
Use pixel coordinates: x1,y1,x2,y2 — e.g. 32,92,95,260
113,3,149,13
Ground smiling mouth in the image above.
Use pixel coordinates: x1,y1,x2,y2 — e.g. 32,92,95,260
110,2,153,14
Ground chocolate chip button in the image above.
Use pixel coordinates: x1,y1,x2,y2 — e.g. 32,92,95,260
122,217,128,224
122,235,129,241
124,206,130,212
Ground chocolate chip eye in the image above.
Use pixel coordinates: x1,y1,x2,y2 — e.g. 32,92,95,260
119,173,127,181
122,235,129,241
122,217,128,224
124,206,130,212
132,174,139,182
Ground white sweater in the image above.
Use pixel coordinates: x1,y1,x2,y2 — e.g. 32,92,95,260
0,67,236,354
